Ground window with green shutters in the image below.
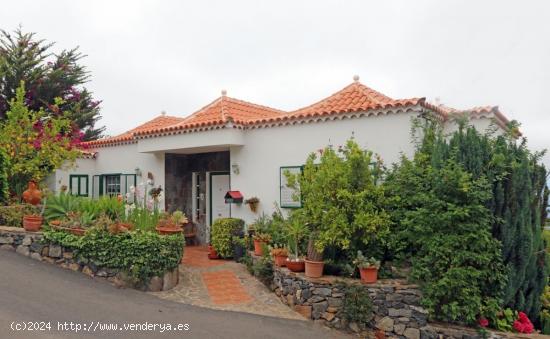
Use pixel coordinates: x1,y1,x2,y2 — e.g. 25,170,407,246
69,175,89,197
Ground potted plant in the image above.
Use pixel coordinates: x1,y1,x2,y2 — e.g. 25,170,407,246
253,233,271,256
283,216,308,272
353,251,380,284
244,197,260,213
271,246,289,267
305,233,324,278
51,211,90,236
22,181,44,232
155,211,186,235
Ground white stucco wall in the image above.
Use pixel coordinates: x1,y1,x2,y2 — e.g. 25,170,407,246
50,143,165,200
229,110,421,224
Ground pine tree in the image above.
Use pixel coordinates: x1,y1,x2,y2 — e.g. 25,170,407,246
0,27,104,140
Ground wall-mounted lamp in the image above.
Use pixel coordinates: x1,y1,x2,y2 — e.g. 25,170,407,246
232,163,240,175
135,167,142,177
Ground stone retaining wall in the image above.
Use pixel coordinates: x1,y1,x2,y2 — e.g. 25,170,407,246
0,226,179,292
272,266,528,339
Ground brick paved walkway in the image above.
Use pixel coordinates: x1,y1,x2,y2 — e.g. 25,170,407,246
151,246,303,320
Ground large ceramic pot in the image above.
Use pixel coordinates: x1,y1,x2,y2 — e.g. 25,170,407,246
285,259,305,272
274,255,288,267
233,243,245,261
359,266,378,284
253,239,267,256
22,215,43,232
305,260,324,278
22,181,42,205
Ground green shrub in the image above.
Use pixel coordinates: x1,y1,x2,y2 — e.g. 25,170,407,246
0,149,8,204
252,254,273,284
285,139,391,258
410,118,549,321
340,283,373,325
386,155,506,324
211,218,244,258
0,204,39,226
43,228,184,283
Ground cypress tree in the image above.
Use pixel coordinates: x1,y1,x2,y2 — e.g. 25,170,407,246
426,119,548,321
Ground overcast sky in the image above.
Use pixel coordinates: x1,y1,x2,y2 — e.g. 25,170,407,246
2,1,549,165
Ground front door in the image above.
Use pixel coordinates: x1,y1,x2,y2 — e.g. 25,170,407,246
208,172,230,242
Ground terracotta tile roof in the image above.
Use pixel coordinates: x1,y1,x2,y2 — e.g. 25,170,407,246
85,78,514,145
286,81,424,119
134,95,285,136
426,104,511,129
84,115,184,147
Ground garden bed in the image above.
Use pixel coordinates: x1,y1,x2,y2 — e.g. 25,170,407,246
0,226,182,292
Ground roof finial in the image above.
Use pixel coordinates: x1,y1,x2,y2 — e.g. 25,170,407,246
221,89,227,97
161,110,166,116
353,75,360,82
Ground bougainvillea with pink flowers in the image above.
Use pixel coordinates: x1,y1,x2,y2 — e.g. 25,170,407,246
0,83,80,198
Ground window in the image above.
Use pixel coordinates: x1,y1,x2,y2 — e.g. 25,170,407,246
69,175,89,197
105,175,121,196
91,174,137,199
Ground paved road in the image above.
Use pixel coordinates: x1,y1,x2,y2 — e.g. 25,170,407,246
0,251,348,339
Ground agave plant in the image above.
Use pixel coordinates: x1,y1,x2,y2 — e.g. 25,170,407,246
44,193,81,221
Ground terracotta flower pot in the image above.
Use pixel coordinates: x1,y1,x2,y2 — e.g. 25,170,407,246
253,239,267,256
22,181,42,205
50,224,86,236
22,215,42,232
208,245,219,259
305,260,324,278
156,226,183,235
274,255,288,267
285,259,305,272
359,266,378,284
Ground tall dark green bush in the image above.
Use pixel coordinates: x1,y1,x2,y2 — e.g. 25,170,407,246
424,119,549,321
0,149,8,204
386,154,506,323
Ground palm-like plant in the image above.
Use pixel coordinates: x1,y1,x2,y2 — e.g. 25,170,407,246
283,215,309,260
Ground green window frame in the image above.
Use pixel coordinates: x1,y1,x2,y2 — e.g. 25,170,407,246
69,175,89,197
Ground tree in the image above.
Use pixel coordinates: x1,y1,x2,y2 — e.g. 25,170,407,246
0,27,104,140
406,117,549,323
386,154,506,323
0,83,80,198
286,139,391,260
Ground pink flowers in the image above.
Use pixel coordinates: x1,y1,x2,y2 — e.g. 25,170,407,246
513,312,533,334
478,317,489,328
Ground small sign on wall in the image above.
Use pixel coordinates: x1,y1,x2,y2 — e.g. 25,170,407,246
280,166,302,208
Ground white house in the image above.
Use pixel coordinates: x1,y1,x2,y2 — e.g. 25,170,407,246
48,77,512,243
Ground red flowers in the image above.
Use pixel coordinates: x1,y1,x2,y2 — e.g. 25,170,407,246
513,312,533,334
478,317,489,328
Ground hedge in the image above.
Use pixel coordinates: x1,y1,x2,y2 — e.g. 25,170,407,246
43,228,184,283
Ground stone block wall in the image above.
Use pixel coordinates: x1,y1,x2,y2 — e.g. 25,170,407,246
272,266,524,339
0,226,179,292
